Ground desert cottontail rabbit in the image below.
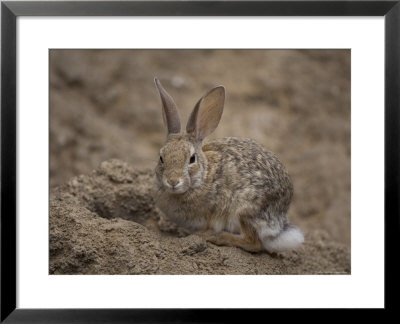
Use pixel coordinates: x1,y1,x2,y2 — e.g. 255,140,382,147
154,78,304,253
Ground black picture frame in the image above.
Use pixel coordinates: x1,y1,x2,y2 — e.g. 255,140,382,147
1,0,399,322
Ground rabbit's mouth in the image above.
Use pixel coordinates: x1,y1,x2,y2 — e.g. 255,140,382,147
165,187,188,195
163,179,188,194
169,187,187,194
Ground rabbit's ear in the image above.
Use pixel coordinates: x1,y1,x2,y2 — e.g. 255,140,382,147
154,77,181,134
186,86,225,141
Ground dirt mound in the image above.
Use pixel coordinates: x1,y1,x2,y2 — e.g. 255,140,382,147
50,159,350,275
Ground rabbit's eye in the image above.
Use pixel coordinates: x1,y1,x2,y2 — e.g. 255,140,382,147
189,154,196,164
160,156,164,164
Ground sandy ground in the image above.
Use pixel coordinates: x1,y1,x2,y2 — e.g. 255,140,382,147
50,160,350,274
49,49,350,274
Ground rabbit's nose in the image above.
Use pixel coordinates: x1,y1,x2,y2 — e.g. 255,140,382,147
168,179,180,187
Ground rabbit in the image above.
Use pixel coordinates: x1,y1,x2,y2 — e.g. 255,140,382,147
154,77,304,253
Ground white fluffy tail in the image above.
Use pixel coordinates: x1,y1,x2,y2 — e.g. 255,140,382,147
262,225,304,253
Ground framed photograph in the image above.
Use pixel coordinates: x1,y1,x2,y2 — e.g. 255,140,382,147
1,0,398,321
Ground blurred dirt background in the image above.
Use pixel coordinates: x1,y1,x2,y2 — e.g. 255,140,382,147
49,50,350,274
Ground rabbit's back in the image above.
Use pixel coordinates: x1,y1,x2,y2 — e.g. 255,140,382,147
203,137,293,213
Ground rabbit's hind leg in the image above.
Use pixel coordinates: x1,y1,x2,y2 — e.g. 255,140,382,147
205,217,263,253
